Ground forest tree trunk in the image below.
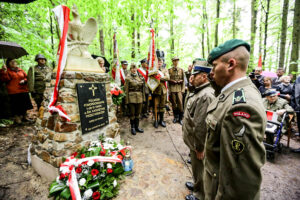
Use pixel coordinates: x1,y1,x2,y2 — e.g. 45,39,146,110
289,0,300,76
99,15,105,56
233,0,237,38
263,0,271,66
278,0,289,69
250,0,258,69
131,12,135,59
214,0,220,47
170,1,175,57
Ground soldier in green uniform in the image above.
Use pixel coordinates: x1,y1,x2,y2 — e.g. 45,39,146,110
204,39,267,199
124,63,145,135
138,58,150,118
27,54,52,110
182,60,215,200
168,57,185,125
152,57,170,128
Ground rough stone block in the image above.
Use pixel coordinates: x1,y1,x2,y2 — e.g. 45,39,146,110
39,106,45,119
84,76,95,81
47,115,56,130
75,72,83,79
54,122,77,133
70,114,80,123
53,133,68,142
40,151,51,163
32,155,59,182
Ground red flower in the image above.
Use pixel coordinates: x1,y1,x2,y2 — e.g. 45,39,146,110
119,90,123,94
120,149,126,156
69,165,74,171
110,90,114,95
92,191,101,200
100,150,106,156
113,90,119,96
107,168,113,174
91,169,99,176
71,152,78,157
81,154,85,158
82,161,88,165
117,155,123,160
76,167,82,173
59,173,65,180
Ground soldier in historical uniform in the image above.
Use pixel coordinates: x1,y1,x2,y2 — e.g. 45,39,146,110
137,58,150,118
152,56,170,128
27,54,52,110
168,57,185,125
204,39,267,199
124,63,145,135
182,60,215,200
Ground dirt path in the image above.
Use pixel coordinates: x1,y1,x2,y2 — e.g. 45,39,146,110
0,113,300,199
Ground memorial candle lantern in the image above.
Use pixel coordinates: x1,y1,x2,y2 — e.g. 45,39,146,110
122,152,133,172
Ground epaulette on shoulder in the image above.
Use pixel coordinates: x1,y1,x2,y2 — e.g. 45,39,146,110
232,88,246,105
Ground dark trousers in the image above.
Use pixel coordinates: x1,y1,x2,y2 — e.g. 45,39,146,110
32,92,44,110
170,92,183,113
129,103,143,120
143,93,149,113
191,150,204,199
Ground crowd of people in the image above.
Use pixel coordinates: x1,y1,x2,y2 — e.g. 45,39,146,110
118,39,300,200
0,38,299,199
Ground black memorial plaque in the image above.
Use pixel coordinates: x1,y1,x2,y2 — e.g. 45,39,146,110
76,83,109,134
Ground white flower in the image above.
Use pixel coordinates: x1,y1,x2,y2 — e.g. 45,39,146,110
83,169,89,174
100,162,104,168
79,178,86,186
87,148,94,151
66,180,69,186
83,189,93,199
113,180,117,187
87,160,94,166
107,163,112,169
90,141,97,146
117,144,124,150
60,167,70,174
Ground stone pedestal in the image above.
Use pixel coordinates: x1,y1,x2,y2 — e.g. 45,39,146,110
31,71,119,180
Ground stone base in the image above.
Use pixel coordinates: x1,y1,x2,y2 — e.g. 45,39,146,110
53,55,104,73
32,155,58,182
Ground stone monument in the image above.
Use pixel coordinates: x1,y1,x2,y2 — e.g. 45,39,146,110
31,5,119,181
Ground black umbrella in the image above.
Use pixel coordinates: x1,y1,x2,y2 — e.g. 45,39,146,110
0,0,36,3
0,41,29,59
92,55,111,73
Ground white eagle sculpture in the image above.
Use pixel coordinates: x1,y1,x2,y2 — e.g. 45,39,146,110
67,4,97,58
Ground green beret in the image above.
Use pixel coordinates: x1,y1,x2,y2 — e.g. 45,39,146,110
207,39,250,64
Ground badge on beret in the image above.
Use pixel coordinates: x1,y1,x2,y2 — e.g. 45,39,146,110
232,88,246,105
231,140,245,154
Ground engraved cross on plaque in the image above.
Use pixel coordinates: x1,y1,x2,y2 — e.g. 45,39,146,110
89,84,98,96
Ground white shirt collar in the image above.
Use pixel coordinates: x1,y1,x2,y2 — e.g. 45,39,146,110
221,76,247,93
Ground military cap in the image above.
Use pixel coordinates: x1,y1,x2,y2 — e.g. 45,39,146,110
192,59,212,75
140,58,147,64
35,54,47,61
172,57,180,61
193,58,206,64
207,39,250,64
121,60,128,65
156,49,165,59
265,89,278,97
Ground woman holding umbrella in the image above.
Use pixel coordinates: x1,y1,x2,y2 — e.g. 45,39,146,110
0,58,32,124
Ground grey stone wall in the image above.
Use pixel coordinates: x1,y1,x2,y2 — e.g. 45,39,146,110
32,71,119,167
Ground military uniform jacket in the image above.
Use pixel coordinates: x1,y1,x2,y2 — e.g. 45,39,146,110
204,78,266,200
137,67,150,94
168,66,185,93
27,65,51,93
263,97,294,120
153,68,170,95
125,73,145,104
182,82,215,152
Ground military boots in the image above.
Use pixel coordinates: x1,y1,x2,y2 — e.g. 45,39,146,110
130,120,136,135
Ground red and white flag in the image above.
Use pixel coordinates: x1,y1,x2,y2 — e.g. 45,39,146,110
112,33,121,86
48,5,71,121
266,110,278,122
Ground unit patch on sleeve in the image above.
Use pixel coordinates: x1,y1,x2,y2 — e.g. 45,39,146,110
231,139,245,154
233,111,250,118
232,88,246,105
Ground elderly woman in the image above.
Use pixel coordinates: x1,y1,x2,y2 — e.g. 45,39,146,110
0,58,33,124
258,77,274,97
124,63,145,135
277,75,293,101
96,57,106,72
